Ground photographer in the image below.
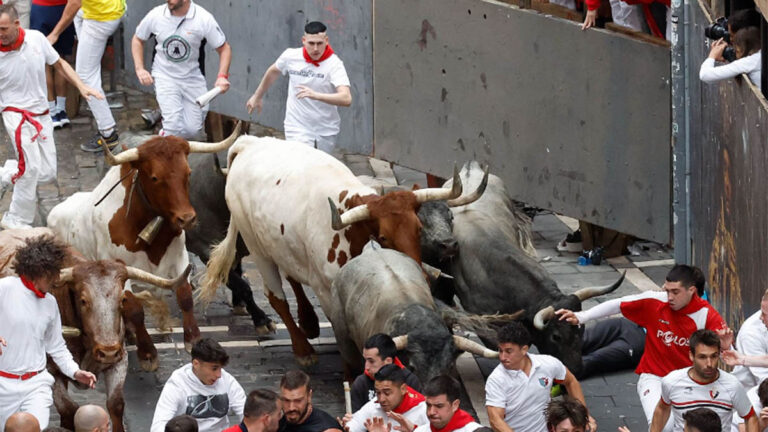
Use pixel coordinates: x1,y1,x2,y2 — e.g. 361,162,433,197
699,27,761,90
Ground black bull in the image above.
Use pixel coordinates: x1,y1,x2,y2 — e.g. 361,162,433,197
418,200,625,377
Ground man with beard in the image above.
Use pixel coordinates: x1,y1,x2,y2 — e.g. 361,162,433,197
279,370,342,432
344,365,428,432
651,330,756,432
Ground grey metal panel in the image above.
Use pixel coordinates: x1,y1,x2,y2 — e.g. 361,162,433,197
121,0,372,154
373,0,671,242
687,1,768,328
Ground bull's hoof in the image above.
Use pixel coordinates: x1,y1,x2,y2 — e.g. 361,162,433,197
232,305,248,316
140,356,159,372
254,321,277,336
295,353,319,368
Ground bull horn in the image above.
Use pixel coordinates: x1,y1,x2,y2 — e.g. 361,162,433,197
392,335,408,350
421,262,453,280
447,165,489,207
328,198,371,231
573,271,626,301
126,264,192,290
188,121,242,153
212,153,228,177
453,335,498,358
413,165,463,203
533,305,555,330
59,267,74,283
62,326,81,337
102,142,139,165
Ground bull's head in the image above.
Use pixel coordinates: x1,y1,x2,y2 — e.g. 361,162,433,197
58,262,190,367
100,123,242,234
529,273,626,377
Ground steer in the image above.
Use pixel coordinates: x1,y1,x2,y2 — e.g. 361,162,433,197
200,137,475,366
329,240,499,383
47,124,242,367
422,162,625,376
185,153,274,334
0,228,189,432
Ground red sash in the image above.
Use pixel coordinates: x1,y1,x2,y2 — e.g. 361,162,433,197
2,107,49,184
303,44,334,66
392,386,425,414
430,410,475,432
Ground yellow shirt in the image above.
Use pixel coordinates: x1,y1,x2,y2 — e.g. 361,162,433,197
82,0,126,22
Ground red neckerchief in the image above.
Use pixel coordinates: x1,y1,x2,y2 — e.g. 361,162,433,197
303,43,334,66
365,357,407,380
20,276,45,299
430,410,475,432
392,386,425,414
0,27,24,52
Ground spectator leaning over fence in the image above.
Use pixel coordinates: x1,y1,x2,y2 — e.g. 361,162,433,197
651,329,757,432
222,389,283,432
0,235,98,431
30,0,75,129
0,3,102,230
485,322,594,432
349,333,422,413
150,338,246,432
45,0,124,152
699,26,761,90
132,0,232,139
556,264,728,432
246,20,351,154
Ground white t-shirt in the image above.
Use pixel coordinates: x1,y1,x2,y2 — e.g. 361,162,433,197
733,311,768,388
347,396,428,432
414,421,483,432
150,363,246,432
0,29,59,112
134,2,226,80
699,51,762,90
661,367,754,432
485,354,568,432
0,276,79,379
733,386,765,431
274,47,351,137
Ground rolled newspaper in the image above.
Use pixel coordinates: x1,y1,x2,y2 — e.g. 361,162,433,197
195,86,223,107
343,381,352,413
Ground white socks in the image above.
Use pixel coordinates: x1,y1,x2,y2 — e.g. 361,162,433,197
56,96,66,114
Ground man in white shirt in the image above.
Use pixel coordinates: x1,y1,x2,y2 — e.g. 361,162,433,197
485,322,593,432
345,365,428,432
732,290,768,388
651,329,757,432
0,4,101,230
0,235,97,431
132,0,232,139
150,338,246,432
246,21,351,154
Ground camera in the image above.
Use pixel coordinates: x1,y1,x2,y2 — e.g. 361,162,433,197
705,17,730,42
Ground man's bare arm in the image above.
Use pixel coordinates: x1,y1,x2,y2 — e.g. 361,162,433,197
649,400,671,432
47,0,82,45
246,63,282,114
295,84,351,107
487,406,514,432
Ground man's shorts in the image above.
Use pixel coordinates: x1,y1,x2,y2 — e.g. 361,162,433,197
30,3,75,56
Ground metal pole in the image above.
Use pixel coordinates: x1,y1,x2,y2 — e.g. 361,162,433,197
762,17,768,99
671,0,691,263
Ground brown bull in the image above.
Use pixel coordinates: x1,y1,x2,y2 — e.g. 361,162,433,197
0,228,188,432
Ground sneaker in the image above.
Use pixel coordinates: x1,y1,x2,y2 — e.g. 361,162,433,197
52,111,70,129
0,213,32,230
80,130,119,152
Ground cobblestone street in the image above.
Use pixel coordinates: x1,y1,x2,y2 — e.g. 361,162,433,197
0,85,673,431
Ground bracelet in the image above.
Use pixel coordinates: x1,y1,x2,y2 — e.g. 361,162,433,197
217,73,229,79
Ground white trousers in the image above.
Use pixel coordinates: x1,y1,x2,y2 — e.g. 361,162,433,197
1,112,56,226
155,74,208,139
285,130,337,154
609,0,644,32
0,371,55,432
74,12,120,132
637,373,674,432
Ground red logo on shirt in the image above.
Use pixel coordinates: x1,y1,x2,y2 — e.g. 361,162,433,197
538,377,549,387
656,330,689,347
710,390,719,399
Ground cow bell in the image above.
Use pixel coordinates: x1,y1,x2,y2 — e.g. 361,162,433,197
138,216,164,244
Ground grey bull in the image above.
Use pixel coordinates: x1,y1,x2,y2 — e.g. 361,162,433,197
327,240,499,384
421,162,624,377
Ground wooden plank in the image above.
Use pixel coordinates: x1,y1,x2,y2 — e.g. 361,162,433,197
605,23,671,47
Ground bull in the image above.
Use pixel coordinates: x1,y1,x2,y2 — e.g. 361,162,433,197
185,153,274,334
328,240,501,383
199,137,486,366
0,228,189,432
46,124,242,368
421,162,624,376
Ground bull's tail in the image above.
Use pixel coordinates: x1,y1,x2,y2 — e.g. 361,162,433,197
198,215,239,307
132,290,172,332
